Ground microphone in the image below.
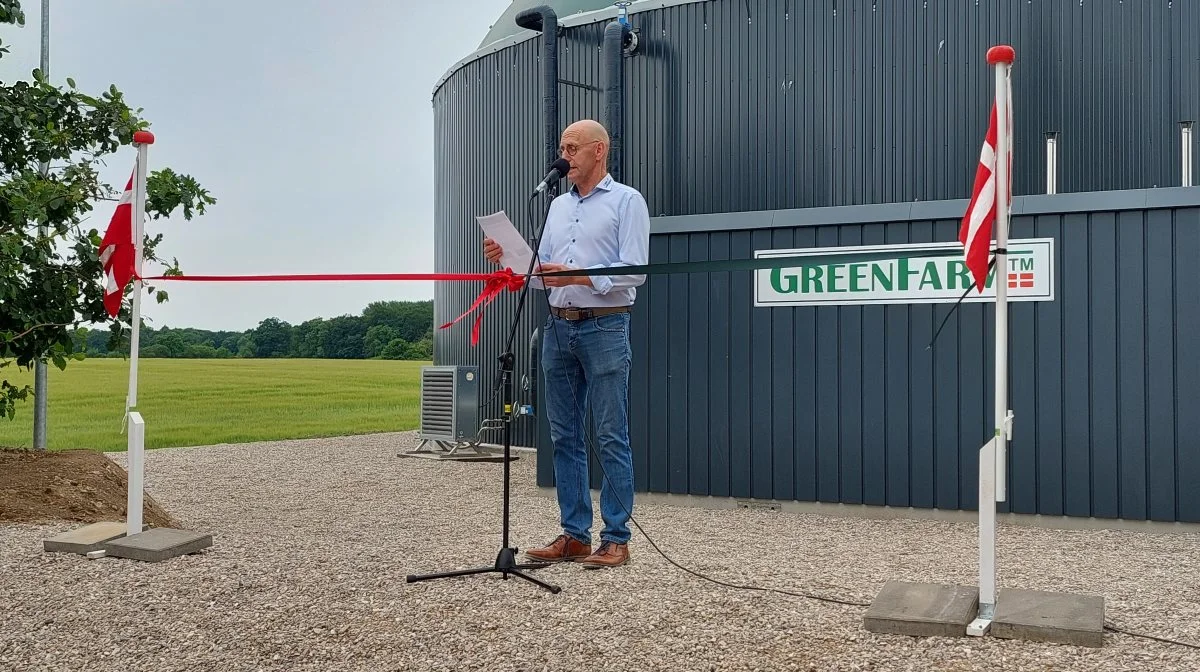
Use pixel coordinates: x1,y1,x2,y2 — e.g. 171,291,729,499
533,158,571,195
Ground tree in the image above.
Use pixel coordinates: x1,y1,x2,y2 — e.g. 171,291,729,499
363,324,398,358
154,330,187,358
70,326,89,354
0,1,216,419
236,334,257,358
362,300,433,342
293,318,328,358
252,317,291,358
379,338,408,360
323,316,367,359
85,328,109,354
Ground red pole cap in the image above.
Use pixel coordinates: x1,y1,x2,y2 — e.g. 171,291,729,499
986,45,1015,65
133,130,156,145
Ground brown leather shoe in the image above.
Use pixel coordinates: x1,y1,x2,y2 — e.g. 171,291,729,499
580,541,629,569
524,534,592,563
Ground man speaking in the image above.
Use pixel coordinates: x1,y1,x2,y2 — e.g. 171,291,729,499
483,119,650,569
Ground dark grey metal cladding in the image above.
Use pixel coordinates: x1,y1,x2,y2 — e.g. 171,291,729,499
610,0,1200,214
433,38,552,448
614,190,1200,522
432,0,1200,498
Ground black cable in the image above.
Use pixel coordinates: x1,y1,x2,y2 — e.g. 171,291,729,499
478,384,501,410
526,192,869,609
927,254,997,350
1105,622,1200,650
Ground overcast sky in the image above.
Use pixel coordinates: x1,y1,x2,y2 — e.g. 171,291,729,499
1,0,511,332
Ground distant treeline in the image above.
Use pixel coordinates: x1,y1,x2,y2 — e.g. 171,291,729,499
73,300,434,360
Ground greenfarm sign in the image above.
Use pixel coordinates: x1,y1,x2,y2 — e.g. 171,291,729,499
754,239,1055,306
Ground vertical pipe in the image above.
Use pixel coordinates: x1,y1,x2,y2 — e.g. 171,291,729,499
514,6,558,457
1183,122,1193,186
539,12,558,172
1045,132,1058,194
32,0,50,451
604,21,631,182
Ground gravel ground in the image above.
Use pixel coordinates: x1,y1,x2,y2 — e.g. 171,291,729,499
2,431,1199,671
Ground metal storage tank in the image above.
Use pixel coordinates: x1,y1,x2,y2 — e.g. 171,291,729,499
432,0,1200,522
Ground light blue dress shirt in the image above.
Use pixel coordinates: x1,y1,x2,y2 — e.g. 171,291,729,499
534,173,651,309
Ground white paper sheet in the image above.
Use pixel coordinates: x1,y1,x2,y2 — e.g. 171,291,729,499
477,211,538,275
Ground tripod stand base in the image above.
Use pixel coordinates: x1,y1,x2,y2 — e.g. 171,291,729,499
406,547,562,594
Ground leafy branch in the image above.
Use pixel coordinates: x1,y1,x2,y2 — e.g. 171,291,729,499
1,0,216,422
1,322,72,345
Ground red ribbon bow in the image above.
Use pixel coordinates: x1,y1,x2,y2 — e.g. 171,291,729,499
437,268,525,345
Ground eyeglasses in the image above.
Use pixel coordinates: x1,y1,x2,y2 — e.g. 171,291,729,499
559,140,599,156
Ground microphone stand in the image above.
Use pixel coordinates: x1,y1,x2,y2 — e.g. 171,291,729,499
406,179,561,595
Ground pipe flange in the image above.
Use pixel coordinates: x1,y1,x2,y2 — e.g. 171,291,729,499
623,29,639,55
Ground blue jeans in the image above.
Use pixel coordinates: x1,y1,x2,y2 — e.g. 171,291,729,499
541,311,635,545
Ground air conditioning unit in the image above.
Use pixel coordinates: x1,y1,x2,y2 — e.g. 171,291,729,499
418,365,479,442
401,365,497,461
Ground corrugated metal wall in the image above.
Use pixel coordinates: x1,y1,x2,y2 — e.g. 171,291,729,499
432,0,1200,490
433,37,553,449
604,191,1200,522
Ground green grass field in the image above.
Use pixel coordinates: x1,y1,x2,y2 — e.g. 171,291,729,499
0,359,426,452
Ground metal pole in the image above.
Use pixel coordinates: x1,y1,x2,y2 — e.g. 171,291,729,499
1183,122,1193,187
32,0,50,451
1045,132,1057,194
968,44,1014,639
126,133,152,536
127,137,151,412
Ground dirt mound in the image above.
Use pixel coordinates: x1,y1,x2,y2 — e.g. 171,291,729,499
0,448,178,527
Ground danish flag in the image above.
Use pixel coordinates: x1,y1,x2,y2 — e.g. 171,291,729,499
98,169,136,318
959,76,1013,292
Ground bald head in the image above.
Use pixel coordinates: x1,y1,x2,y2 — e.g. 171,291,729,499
559,119,610,195
567,119,609,145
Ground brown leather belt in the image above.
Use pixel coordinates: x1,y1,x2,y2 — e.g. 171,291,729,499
549,305,631,321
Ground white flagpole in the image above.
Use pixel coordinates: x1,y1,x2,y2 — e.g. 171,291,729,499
969,45,1014,637
125,130,154,537
997,61,1014,506
127,142,147,413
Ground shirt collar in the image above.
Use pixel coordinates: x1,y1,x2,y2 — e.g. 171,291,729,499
570,173,614,198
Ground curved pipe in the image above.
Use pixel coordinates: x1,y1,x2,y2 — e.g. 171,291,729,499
516,6,560,171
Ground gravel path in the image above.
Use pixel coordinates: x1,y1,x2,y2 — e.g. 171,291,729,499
2,431,1199,671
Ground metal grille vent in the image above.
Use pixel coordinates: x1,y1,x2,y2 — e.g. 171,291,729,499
418,365,479,442
420,368,455,438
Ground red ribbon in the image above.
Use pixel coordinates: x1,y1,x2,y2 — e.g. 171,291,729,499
434,268,525,345
138,272,507,283
137,269,526,346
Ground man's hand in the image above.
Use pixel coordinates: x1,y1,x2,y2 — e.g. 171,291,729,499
538,262,593,288
483,237,503,265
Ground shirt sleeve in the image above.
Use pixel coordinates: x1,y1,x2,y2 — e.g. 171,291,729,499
588,190,650,295
526,207,552,291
